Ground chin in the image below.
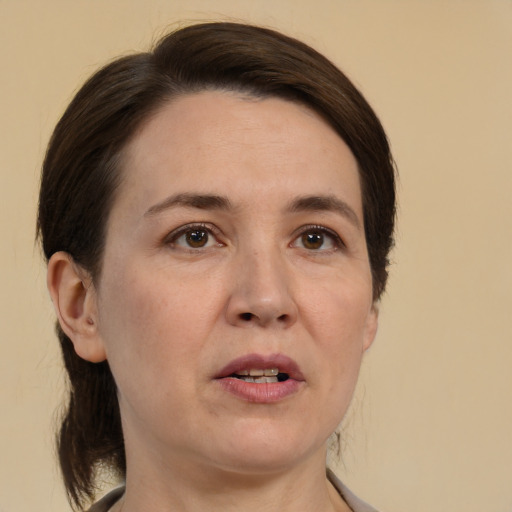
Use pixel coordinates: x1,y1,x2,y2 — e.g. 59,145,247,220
214,451,309,477
206,423,326,475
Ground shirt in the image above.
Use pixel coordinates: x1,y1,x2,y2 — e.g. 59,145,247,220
88,469,379,512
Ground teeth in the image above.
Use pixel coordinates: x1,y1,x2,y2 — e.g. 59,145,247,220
238,376,279,384
232,368,281,383
235,368,279,376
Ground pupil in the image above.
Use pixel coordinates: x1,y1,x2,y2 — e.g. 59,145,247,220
186,230,208,248
303,232,323,250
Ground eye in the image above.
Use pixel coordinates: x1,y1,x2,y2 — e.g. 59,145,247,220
291,226,343,252
166,223,222,250
179,228,211,248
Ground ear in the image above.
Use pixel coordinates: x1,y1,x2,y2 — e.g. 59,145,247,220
47,251,106,363
362,303,379,352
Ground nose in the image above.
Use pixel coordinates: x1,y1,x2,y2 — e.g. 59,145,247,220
225,248,298,329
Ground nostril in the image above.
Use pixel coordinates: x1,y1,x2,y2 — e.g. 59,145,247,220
235,311,292,325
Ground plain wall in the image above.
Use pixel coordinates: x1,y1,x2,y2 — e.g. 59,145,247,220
1,1,511,511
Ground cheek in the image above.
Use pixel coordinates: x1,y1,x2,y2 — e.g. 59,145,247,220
96,260,223,376
300,279,371,401
302,275,373,346
95,264,168,388
95,267,201,420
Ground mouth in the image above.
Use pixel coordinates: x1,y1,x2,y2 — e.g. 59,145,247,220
215,353,304,382
214,353,304,403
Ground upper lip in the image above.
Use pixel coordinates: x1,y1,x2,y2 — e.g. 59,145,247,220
215,353,305,381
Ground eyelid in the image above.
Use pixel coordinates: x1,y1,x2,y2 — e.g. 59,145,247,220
291,224,345,251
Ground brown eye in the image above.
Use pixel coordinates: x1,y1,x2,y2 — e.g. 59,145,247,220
301,232,324,250
185,229,209,248
291,226,341,252
168,224,220,250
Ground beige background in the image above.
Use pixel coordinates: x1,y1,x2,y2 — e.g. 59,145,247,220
1,1,511,511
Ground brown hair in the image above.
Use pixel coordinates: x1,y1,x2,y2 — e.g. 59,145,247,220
37,21,396,510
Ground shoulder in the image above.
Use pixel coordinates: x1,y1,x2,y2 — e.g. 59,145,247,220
87,486,124,512
327,469,381,512
87,474,380,512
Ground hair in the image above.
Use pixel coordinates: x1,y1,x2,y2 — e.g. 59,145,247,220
37,21,396,510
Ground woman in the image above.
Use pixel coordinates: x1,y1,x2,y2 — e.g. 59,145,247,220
38,22,395,512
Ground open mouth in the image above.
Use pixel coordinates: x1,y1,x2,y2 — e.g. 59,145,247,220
216,355,303,402
230,368,290,383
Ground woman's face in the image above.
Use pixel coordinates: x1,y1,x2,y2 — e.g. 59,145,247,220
92,91,377,476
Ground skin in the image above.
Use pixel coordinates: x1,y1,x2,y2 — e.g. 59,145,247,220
48,91,378,512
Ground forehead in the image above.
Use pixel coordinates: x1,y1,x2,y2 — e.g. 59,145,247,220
117,90,361,217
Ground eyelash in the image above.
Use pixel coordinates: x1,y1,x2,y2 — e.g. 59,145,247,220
164,223,344,252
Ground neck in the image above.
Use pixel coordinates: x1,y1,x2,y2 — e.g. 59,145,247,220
114,448,350,512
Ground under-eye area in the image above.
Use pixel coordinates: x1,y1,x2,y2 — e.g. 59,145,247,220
230,368,290,383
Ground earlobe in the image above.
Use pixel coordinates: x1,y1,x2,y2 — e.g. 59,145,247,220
47,252,107,363
363,303,379,352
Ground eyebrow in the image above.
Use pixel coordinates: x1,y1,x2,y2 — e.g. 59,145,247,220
287,195,361,228
145,193,233,216
145,192,360,228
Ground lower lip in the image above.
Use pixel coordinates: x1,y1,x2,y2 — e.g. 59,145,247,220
216,377,302,403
